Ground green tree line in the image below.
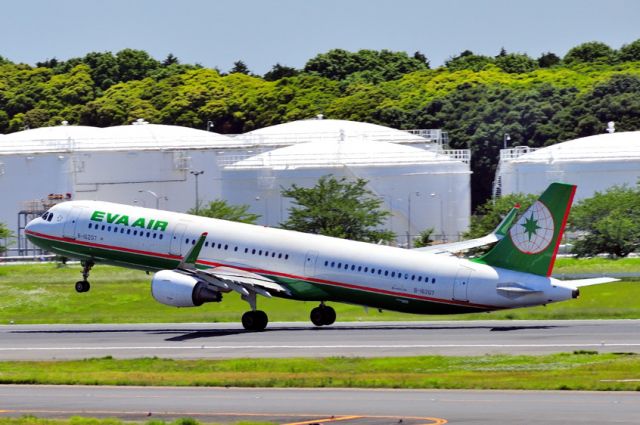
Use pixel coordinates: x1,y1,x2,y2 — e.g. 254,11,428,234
2,40,640,206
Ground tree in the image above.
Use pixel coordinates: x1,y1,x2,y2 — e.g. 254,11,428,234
162,53,180,66
304,48,428,82
0,222,12,254
187,199,260,224
413,51,430,67
263,63,299,81
230,60,251,75
281,175,394,243
619,39,640,62
115,48,160,82
563,41,617,65
494,53,538,73
537,52,561,68
570,185,640,258
413,228,434,248
444,50,494,71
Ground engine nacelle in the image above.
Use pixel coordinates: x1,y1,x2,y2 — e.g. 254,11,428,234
151,270,222,307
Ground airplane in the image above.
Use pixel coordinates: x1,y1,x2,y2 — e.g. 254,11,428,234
25,182,616,331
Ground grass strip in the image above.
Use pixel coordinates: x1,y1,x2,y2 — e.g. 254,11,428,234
0,353,639,391
0,263,639,324
0,417,272,425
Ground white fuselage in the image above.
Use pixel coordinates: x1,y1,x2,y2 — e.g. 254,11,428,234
25,200,576,314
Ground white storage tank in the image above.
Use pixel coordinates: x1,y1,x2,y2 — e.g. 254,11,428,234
495,131,640,201
234,117,448,147
222,139,471,245
0,122,241,254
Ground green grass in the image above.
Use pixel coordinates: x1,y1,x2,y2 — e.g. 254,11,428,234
0,417,273,425
0,353,639,391
0,261,639,324
554,257,640,274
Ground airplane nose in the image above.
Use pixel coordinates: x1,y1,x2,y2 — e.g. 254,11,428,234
25,217,40,234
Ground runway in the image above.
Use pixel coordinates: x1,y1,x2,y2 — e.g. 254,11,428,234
0,385,638,424
1,319,639,360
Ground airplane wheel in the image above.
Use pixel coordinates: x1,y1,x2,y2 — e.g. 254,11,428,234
322,306,336,326
310,307,325,326
242,310,268,331
311,305,336,327
75,280,90,293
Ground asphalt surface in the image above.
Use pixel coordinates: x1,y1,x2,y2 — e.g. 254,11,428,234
0,320,639,360
0,385,638,424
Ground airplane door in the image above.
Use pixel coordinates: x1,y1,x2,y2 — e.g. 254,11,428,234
453,267,472,302
169,223,187,256
304,250,319,276
62,206,83,239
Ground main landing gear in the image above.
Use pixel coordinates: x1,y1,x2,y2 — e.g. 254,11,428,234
241,291,269,331
75,260,94,293
242,310,268,331
310,303,336,327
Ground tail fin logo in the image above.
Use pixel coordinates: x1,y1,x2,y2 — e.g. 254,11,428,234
509,201,555,254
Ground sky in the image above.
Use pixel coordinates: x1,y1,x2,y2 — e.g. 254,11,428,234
2,0,640,74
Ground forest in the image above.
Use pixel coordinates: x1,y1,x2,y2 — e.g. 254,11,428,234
2,40,640,206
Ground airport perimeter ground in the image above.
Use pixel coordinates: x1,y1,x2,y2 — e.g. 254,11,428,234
0,259,639,424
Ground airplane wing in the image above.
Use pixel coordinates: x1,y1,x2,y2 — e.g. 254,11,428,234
412,205,520,255
177,232,290,297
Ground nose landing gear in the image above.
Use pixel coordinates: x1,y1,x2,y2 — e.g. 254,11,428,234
75,260,94,293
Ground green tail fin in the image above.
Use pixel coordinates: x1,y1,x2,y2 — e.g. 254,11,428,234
476,183,576,276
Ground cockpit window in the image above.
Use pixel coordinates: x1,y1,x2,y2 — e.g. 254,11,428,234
41,212,54,222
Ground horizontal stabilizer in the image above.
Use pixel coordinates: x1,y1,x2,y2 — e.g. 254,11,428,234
558,277,619,288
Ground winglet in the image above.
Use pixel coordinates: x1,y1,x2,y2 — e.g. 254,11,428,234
495,205,520,239
179,232,208,270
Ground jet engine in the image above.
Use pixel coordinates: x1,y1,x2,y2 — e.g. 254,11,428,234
151,270,222,307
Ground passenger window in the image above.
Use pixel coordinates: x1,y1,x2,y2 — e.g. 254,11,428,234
252,249,256,255
364,267,368,273
384,271,389,276
134,230,138,236
185,238,189,244
159,234,163,240
153,233,157,239
351,265,355,271
245,248,249,253
331,261,335,267
127,229,131,235
88,223,92,229
225,244,228,250
121,228,125,234
205,242,209,247
391,271,395,277
285,254,289,260
432,278,436,284
278,253,282,259
418,276,422,282
101,225,105,231
235,247,239,252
